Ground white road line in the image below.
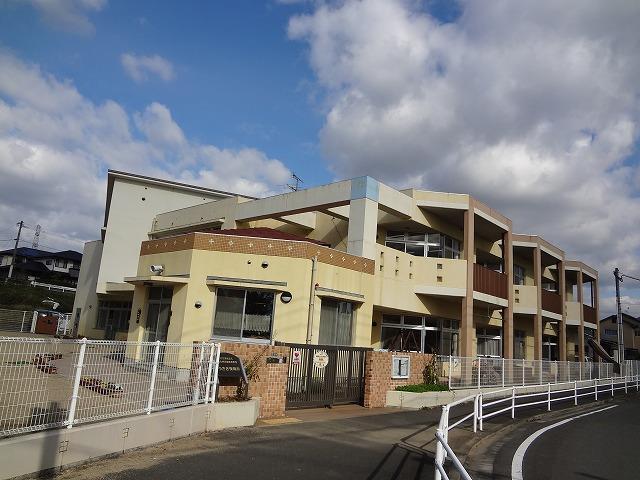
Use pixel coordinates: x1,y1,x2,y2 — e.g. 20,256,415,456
511,405,618,480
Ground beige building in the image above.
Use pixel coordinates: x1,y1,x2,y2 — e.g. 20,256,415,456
75,173,599,361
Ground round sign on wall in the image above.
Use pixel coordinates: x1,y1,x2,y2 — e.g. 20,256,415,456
280,291,293,303
313,350,329,369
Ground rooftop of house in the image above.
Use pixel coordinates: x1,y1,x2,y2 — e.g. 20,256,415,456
0,247,82,262
600,313,640,328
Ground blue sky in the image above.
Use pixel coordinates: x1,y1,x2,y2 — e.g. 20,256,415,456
0,0,332,187
0,0,639,314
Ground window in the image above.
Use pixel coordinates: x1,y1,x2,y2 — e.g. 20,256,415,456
380,315,459,355
542,335,558,361
604,329,617,336
96,300,132,332
45,259,52,266
385,231,460,259
542,281,557,292
319,299,354,346
477,327,502,357
514,265,526,286
213,288,274,341
54,258,65,268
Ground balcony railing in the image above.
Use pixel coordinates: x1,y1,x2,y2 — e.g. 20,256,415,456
583,305,597,325
473,264,508,299
541,289,562,315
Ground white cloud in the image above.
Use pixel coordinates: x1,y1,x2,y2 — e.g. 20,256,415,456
289,0,640,315
0,51,290,252
26,0,107,35
121,53,175,83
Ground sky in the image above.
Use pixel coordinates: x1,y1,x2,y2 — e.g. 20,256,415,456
0,0,639,316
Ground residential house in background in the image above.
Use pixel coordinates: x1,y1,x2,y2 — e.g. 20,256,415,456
74,172,600,362
599,313,640,361
0,247,82,286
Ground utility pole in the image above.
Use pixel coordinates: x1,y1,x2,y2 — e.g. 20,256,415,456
6,220,24,282
614,267,624,364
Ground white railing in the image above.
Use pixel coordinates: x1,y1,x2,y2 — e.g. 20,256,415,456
438,355,640,389
29,281,76,292
0,308,35,333
434,372,640,479
0,337,220,437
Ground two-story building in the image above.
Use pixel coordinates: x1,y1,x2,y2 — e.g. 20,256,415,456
74,172,600,361
0,247,82,285
599,313,640,361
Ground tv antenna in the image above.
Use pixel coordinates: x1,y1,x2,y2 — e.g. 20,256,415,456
287,173,303,192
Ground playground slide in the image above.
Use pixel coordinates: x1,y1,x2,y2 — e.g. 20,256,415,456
588,338,620,372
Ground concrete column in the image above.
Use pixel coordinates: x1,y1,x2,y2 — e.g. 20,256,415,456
577,269,585,362
346,197,378,260
558,261,567,361
594,278,600,346
461,204,475,357
502,230,514,359
533,246,543,360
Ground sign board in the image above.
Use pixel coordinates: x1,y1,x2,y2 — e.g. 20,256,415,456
292,350,302,365
218,353,248,384
391,355,410,379
313,350,329,369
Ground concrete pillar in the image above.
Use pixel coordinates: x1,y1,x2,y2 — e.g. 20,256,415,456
533,246,543,360
461,204,475,357
346,197,378,260
577,269,585,362
502,230,514,359
594,278,600,346
558,261,567,361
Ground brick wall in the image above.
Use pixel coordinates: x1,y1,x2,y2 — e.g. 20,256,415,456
218,342,288,418
363,350,434,408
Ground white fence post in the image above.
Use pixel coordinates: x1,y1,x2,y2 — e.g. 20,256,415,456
611,377,614,397
30,311,37,333
67,338,87,428
146,341,161,414
20,311,26,332
204,343,216,404
522,360,525,386
502,358,505,387
624,374,628,394
511,387,516,418
579,363,582,381
448,355,452,390
473,395,478,433
211,344,221,403
595,378,598,401
193,342,205,404
574,381,577,405
555,361,558,384
479,394,484,431
478,358,481,389
547,383,551,411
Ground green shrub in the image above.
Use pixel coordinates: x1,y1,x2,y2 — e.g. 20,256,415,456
395,383,448,393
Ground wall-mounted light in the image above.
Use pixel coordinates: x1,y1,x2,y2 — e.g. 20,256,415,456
195,301,203,309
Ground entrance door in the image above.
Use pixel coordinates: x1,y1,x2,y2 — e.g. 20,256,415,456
284,343,368,409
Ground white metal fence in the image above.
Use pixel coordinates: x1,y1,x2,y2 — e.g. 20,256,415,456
0,337,220,437
438,355,640,389
434,373,640,480
0,308,35,333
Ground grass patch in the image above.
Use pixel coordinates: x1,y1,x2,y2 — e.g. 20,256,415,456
395,383,449,393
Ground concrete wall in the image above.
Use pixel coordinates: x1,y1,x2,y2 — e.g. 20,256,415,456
97,177,229,294
73,240,102,338
0,399,259,480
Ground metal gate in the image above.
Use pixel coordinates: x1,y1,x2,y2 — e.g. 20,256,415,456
283,343,368,409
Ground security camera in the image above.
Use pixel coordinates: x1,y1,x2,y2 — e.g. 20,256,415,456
261,261,269,268
150,264,164,275
195,301,203,309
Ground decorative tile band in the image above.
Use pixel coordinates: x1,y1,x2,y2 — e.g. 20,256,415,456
140,232,375,275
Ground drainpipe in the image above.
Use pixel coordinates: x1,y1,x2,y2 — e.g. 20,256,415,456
306,256,318,344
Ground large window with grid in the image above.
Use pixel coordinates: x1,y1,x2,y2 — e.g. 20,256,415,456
477,327,502,357
319,299,355,346
380,315,459,355
385,231,461,259
96,300,132,332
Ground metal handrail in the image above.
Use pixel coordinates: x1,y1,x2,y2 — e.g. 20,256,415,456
434,373,640,479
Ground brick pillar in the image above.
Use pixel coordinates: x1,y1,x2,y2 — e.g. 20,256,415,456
533,246,543,360
461,203,475,357
502,230,514,359
558,260,567,361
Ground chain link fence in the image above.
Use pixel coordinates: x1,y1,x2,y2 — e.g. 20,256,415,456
0,337,220,437
438,355,640,389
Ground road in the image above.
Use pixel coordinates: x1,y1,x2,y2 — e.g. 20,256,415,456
55,408,445,480
521,399,640,480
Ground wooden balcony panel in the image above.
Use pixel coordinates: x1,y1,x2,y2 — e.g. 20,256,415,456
583,305,597,325
541,289,563,315
473,263,508,299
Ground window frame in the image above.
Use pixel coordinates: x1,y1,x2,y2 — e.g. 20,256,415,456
211,287,276,344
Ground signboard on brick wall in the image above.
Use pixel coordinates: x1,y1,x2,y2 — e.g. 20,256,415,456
391,355,410,379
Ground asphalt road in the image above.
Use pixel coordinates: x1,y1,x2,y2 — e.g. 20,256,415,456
55,409,445,480
522,398,640,480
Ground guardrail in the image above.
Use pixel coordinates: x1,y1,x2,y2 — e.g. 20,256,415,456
0,337,221,437
434,374,640,479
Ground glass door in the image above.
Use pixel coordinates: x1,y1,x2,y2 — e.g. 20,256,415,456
145,287,173,342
